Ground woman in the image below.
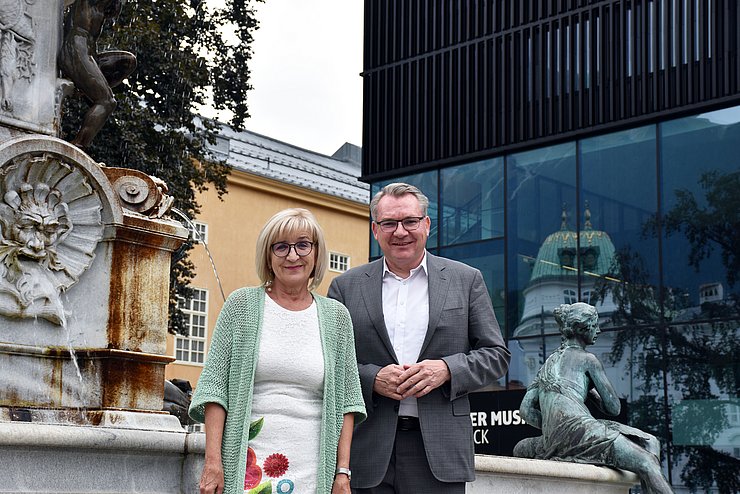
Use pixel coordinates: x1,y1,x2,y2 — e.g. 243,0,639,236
189,208,366,494
514,303,672,494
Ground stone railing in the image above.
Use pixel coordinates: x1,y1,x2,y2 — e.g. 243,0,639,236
469,454,639,494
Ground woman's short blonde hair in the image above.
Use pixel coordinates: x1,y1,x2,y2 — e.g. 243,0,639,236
255,208,328,290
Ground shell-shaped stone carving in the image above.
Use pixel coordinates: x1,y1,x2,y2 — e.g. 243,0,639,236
0,151,103,325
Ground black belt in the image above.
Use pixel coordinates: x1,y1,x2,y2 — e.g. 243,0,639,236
397,416,420,431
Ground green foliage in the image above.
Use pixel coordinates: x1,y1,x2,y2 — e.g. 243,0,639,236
678,446,740,494
61,0,262,334
661,170,740,287
247,481,272,494
248,417,264,440
594,247,662,329
593,245,740,492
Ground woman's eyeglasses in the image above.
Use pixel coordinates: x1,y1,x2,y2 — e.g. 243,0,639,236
375,216,425,233
271,241,314,257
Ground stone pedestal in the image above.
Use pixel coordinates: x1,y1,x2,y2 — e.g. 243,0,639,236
0,137,186,420
0,2,203,491
0,135,195,492
468,455,639,494
0,419,205,494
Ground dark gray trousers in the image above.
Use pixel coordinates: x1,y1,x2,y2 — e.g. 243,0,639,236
353,428,465,494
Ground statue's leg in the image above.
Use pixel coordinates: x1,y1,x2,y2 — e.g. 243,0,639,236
96,51,137,89
644,434,661,459
610,436,673,494
513,436,543,458
60,34,117,148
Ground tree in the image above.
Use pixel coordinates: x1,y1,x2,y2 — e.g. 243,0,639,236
61,0,262,334
592,177,740,493
661,170,740,287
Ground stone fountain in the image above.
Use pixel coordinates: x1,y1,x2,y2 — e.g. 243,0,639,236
0,2,203,492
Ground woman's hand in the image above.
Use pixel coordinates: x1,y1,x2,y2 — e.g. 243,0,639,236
199,458,224,494
332,473,351,494
333,413,355,494
201,403,227,493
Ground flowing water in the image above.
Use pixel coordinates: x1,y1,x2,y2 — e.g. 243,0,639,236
64,319,84,388
171,208,226,301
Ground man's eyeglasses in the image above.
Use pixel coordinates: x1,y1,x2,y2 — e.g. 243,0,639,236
375,216,426,233
271,241,314,257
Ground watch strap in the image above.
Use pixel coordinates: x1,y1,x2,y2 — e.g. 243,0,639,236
335,467,351,480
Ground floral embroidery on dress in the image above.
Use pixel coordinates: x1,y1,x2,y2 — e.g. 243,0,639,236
245,417,295,494
244,447,262,489
263,453,290,477
276,479,295,493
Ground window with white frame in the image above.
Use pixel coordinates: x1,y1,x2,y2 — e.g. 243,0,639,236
175,288,208,364
728,398,740,426
191,221,208,244
329,252,350,272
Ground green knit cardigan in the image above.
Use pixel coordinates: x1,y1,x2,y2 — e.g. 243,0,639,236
189,287,367,493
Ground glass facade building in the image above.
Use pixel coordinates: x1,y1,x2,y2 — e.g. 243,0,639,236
362,2,740,492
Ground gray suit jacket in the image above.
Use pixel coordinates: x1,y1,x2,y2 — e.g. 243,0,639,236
328,252,511,487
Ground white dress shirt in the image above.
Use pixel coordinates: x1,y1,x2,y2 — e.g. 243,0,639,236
382,253,429,418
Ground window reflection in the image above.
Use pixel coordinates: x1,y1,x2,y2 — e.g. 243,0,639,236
664,319,740,488
506,143,577,338
580,125,659,326
368,105,740,487
660,107,740,309
440,158,504,245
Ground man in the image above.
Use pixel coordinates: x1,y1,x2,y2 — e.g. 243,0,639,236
328,183,511,493
59,0,136,148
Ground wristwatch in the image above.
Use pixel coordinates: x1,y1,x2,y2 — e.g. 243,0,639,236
335,467,352,481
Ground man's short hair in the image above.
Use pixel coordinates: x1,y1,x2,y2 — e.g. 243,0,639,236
369,182,429,220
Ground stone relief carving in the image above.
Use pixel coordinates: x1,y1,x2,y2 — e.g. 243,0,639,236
0,0,36,112
0,152,103,325
103,167,175,219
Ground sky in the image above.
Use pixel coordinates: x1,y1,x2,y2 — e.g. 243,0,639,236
203,0,364,157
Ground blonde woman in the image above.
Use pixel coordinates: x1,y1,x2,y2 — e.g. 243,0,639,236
190,208,366,494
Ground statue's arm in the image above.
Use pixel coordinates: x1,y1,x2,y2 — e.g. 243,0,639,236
586,387,608,414
519,387,542,429
586,356,620,416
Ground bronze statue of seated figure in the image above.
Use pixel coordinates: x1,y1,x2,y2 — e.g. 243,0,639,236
514,302,673,494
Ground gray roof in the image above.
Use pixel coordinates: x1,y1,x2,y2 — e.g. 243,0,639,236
208,125,369,205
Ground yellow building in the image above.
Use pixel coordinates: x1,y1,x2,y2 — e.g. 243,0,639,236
164,128,369,386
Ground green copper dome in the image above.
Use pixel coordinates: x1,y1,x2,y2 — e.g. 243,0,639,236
528,205,617,283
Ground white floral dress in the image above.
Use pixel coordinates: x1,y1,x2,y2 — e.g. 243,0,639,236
244,296,324,494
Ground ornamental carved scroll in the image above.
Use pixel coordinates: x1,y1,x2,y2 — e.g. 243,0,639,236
0,151,103,325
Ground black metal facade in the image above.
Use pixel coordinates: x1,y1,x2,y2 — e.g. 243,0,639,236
362,0,740,180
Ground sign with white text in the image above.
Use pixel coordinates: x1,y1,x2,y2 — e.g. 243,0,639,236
469,389,630,456
469,389,538,456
